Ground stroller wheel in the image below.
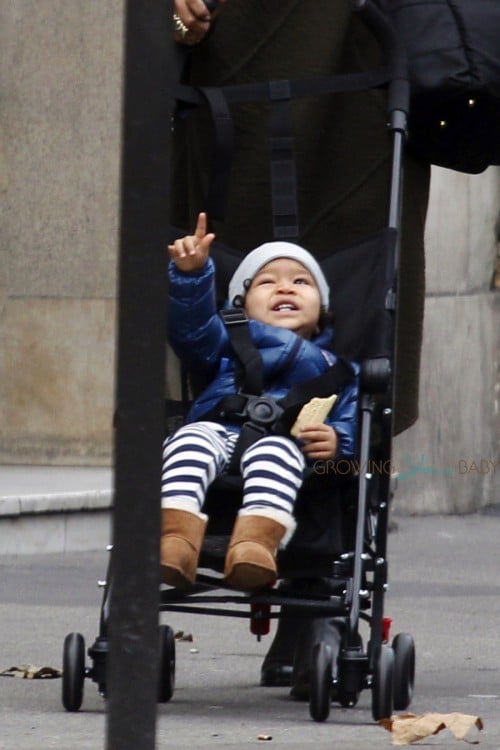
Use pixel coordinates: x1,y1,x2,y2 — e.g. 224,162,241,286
62,632,86,712
392,632,415,710
371,644,394,721
158,624,176,702
309,642,333,722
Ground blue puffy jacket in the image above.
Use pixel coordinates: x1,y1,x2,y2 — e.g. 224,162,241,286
168,258,358,457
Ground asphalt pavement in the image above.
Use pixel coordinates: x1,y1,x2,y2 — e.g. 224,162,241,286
1,511,500,749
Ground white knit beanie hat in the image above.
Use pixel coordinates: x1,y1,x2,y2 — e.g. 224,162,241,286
228,241,329,310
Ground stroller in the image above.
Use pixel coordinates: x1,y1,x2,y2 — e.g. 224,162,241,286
61,0,416,723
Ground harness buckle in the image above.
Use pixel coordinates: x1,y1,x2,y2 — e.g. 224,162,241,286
220,307,248,326
245,396,283,427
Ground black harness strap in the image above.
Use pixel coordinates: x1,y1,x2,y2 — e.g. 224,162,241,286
220,308,263,396
204,357,355,433
281,357,356,408
269,80,299,241
174,66,392,109
219,309,356,425
200,312,356,472
199,87,234,222
275,357,356,435
173,65,392,234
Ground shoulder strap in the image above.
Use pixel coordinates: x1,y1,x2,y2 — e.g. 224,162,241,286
199,87,234,221
220,308,263,395
281,356,356,409
275,357,356,434
268,80,299,241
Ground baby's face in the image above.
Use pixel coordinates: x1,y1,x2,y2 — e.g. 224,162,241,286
244,258,322,339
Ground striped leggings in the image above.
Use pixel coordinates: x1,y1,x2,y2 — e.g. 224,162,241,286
161,421,305,524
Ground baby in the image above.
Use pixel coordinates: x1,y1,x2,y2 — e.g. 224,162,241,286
161,213,358,591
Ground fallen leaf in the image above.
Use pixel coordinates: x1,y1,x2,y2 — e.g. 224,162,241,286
1,664,62,679
174,631,194,642
380,713,484,745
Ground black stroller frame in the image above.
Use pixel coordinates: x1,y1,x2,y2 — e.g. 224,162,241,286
62,0,416,723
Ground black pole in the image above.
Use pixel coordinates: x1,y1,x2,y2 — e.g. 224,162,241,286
106,2,172,748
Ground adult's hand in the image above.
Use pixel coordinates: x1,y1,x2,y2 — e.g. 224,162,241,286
173,0,226,46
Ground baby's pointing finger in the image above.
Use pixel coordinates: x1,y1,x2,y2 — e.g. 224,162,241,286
194,212,207,238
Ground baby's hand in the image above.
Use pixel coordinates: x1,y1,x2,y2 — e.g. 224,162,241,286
298,423,338,460
168,212,215,272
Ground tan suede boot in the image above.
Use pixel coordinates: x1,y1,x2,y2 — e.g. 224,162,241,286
160,508,207,588
223,514,288,591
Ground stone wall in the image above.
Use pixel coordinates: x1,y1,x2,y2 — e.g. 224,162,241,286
0,1,123,463
393,167,500,513
1,2,498,510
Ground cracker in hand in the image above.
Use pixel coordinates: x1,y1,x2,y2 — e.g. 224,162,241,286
290,394,338,437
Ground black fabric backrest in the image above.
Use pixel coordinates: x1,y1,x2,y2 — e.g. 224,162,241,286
322,227,397,363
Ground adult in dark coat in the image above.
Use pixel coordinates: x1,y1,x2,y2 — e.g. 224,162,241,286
172,0,430,434
171,0,430,691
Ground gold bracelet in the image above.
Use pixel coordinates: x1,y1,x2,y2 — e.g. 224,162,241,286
173,13,189,39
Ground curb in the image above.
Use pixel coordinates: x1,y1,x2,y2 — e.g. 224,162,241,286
0,491,113,556
0,490,112,517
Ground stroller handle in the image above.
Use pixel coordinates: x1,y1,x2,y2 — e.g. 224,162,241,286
354,0,410,115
